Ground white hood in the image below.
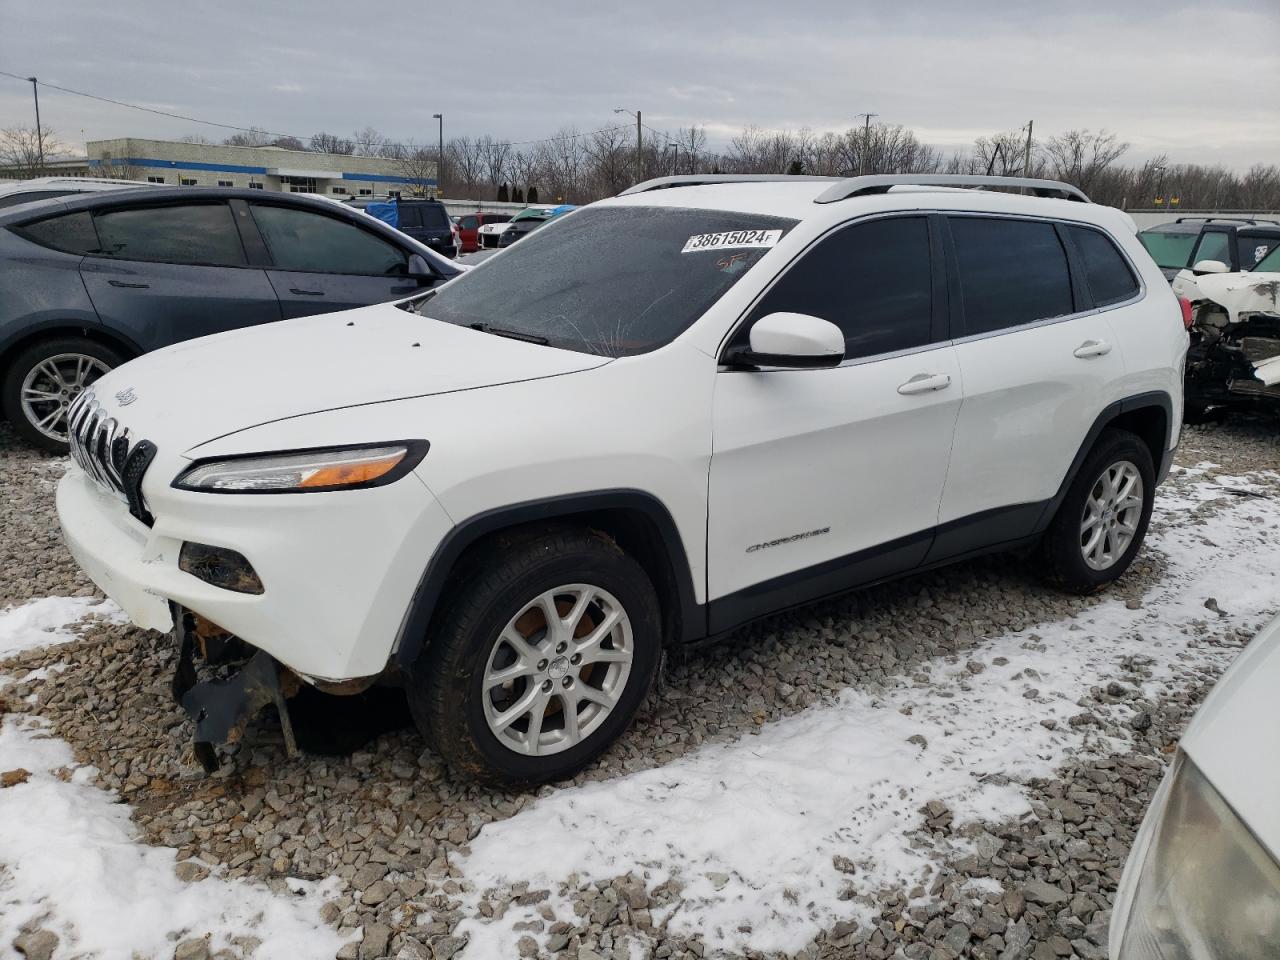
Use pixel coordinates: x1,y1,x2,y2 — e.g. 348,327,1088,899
88,300,610,452
1192,271,1280,323
1181,612,1280,862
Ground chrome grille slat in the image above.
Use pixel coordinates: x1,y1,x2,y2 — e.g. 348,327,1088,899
67,393,154,525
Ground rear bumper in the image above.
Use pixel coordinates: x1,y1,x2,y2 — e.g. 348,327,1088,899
56,464,453,680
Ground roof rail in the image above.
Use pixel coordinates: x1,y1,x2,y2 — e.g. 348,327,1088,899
618,174,840,195
813,174,1090,204
1174,216,1280,226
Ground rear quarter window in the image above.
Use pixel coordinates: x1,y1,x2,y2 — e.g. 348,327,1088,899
1066,226,1139,306
11,211,100,255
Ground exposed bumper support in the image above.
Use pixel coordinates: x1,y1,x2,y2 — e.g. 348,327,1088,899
171,609,297,773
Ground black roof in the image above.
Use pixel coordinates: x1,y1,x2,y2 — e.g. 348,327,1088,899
0,186,369,226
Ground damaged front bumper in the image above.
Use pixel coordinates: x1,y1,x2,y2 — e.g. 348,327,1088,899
169,606,298,773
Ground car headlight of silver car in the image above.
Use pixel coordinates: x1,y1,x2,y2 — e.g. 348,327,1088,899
1115,756,1280,959
173,442,428,493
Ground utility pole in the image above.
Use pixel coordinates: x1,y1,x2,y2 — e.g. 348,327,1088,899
432,113,443,199
614,108,643,185
667,141,679,176
1022,120,1034,179
27,77,44,175
855,112,877,175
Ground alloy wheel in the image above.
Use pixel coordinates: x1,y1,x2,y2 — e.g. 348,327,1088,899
481,584,634,757
1080,460,1144,571
20,353,111,443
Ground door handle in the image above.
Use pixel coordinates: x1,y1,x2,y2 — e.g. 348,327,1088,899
289,288,325,296
897,373,952,395
107,280,149,289
1073,339,1112,359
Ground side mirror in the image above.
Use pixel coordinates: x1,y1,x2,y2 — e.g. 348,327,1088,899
724,312,845,369
1192,259,1229,275
406,253,436,283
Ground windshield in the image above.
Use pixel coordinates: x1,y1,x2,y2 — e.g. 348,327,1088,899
418,205,797,357
1138,228,1199,269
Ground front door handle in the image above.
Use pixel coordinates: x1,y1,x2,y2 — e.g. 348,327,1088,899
1073,339,1112,359
897,373,952,395
107,280,149,289
289,287,325,296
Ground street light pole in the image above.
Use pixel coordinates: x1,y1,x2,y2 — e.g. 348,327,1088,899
667,141,679,176
432,113,443,199
27,77,44,175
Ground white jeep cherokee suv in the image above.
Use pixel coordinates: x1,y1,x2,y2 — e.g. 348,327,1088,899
56,174,1187,785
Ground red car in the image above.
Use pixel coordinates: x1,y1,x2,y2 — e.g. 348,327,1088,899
454,212,513,254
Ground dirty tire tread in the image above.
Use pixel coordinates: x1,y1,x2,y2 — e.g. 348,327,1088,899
2,336,124,453
410,525,661,788
1038,427,1155,595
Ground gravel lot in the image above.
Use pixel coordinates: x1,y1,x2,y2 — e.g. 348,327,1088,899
1,415,1278,960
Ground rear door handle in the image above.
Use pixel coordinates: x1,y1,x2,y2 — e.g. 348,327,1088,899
107,280,149,289
897,373,952,395
289,287,325,296
1073,339,1112,359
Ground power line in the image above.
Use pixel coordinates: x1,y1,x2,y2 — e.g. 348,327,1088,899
0,70,633,153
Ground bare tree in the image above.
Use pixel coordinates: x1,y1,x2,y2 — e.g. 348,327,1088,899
180,134,216,145
1044,129,1129,194
674,125,708,174
0,125,67,178
973,129,1032,176
352,126,390,157
270,136,306,151
390,140,438,196
223,127,272,148
445,136,485,197
479,135,513,194
309,131,355,155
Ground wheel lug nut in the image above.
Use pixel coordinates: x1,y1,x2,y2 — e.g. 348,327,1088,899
541,679,552,692
561,677,572,688
556,642,567,654
537,659,548,671
570,653,581,665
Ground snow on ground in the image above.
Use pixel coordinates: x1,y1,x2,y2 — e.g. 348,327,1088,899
0,600,350,960
0,596,125,659
455,476,1280,956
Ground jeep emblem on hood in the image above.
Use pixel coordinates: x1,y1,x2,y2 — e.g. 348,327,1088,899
115,387,138,406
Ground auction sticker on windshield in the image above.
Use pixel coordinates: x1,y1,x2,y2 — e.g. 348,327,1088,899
682,229,783,254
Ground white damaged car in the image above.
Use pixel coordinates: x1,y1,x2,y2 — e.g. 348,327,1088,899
56,174,1187,785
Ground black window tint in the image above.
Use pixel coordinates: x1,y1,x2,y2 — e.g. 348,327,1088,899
747,217,933,360
950,217,1073,334
250,205,407,275
418,204,449,229
1239,235,1278,269
397,205,423,228
12,211,100,254
1067,226,1138,306
93,203,246,266
0,189,76,209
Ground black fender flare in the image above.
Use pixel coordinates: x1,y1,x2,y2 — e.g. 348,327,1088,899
391,489,704,669
1033,390,1176,534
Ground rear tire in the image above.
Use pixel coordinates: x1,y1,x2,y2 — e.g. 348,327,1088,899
2,337,123,453
409,527,662,787
1038,428,1155,594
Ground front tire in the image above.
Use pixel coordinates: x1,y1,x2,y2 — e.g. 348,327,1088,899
2,337,123,453
1038,428,1155,594
410,527,662,787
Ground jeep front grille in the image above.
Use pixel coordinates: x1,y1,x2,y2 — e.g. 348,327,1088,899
67,392,157,526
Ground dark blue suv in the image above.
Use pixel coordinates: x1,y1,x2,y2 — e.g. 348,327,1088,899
0,188,460,451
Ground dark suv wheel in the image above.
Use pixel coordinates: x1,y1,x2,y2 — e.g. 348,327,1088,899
1038,428,1155,593
2,337,123,453
410,527,662,787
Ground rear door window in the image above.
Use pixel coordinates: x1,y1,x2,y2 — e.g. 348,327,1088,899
417,204,450,230
1138,228,1199,270
92,202,247,266
12,211,100,254
1066,226,1139,306
949,216,1074,335
397,204,423,229
745,216,934,360
250,204,408,275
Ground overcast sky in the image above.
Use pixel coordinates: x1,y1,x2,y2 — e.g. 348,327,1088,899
2,0,1277,170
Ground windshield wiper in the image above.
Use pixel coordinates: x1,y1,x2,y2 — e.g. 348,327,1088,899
469,322,549,345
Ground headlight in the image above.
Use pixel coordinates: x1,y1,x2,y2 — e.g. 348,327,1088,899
173,442,428,493
1115,756,1280,959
